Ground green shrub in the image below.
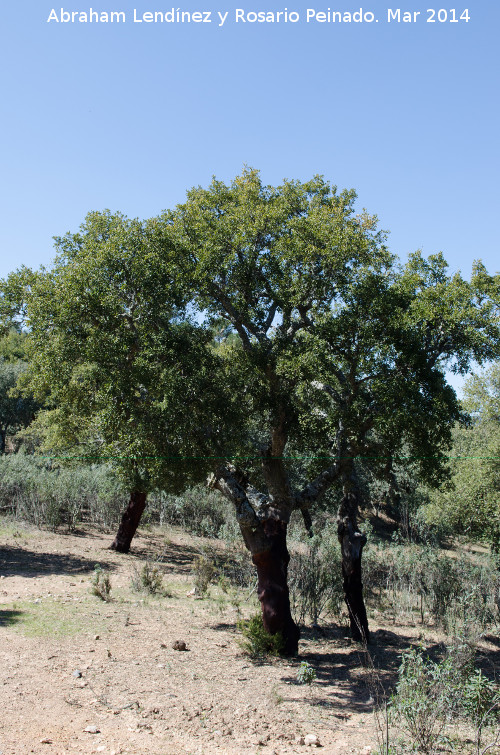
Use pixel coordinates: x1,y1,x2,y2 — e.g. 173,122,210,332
218,543,257,590
131,562,166,596
147,485,239,538
461,669,499,729
289,531,344,625
363,536,499,632
390,646,457,753
0,454,127,530
90,564,111,601
296,661,317,685
191,554,216,596
390,638,499,753
238,613,285,657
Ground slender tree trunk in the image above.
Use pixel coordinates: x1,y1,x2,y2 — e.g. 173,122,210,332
337,476,370,643
110,490,148,553
0,428,6,455
252,518,300,656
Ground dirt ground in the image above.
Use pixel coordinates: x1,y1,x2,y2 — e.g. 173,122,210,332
0,520,487,755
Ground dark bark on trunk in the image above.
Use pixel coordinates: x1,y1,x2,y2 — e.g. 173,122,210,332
0,429,6,455
110,490,148,553
337,484,370,643
300,506,314,538
252,519,300,656
209,464,299,656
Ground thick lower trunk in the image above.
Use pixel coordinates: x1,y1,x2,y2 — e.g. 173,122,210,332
252,519,300,656
338,519,370,642
110,490,148,553
209,463,299,656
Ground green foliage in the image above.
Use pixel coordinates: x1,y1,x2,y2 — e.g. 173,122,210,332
90,564,111,601
0,329,28,362
390,646,453,753
423,364,500,552
289,530,344,625
0,453,127,530
165,169,500,548
296,661,317,685
463,362,500,423
0,359,36,453
191,554,216,596
390,639,499,753
237,612,285,658
461,669,499,729
2,210,238,497
147,485,239,539
365,537,499,631
131,562,166,596
216,543,257,589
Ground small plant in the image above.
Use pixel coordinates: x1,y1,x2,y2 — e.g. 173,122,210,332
90,564,111,602
390,646,452,753
389,639,499,754
131,562,166,595
191,554,215,596
270,685,284,705
289,532,344,626
237,612,285,657
296,661,317,685
461,669,499,729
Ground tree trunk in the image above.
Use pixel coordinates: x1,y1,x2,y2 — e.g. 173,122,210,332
338,487,370,643
252,518,300,656
110,490,148,553
209,464,299,656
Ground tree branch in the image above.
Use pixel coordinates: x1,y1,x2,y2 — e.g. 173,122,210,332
294,461,342,510
208,464,271,552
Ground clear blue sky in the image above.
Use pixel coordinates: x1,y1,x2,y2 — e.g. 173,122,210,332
1,1,498,287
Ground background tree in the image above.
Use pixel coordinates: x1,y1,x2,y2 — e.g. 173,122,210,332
0,330,37,454
1,211,237,552
161,169,500,652
424,363,500,552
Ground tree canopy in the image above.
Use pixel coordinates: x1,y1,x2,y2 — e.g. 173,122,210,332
424,364,500,552
155,169,500,648
1,169,499,650
1,210,238,550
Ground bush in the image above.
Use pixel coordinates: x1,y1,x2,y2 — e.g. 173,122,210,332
0,454,127,530
461,669,499,729
147,485,239,539
289,531,344,626
390,638,499,753
131,562,166,595
363,536,499,632
237,613,284,658
390,644,468,753
297,661,317,685
90,564,111,601
0,455,241,538
191,554,216,596
218,543,257,590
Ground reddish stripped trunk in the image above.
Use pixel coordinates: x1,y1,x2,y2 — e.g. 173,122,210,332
110,490,148,553
252,519,300,656
209,463,299,655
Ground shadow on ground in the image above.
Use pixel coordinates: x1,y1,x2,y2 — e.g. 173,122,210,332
0,608,24,626
129,539,202,573
274,625,411,712
0,544,106,577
